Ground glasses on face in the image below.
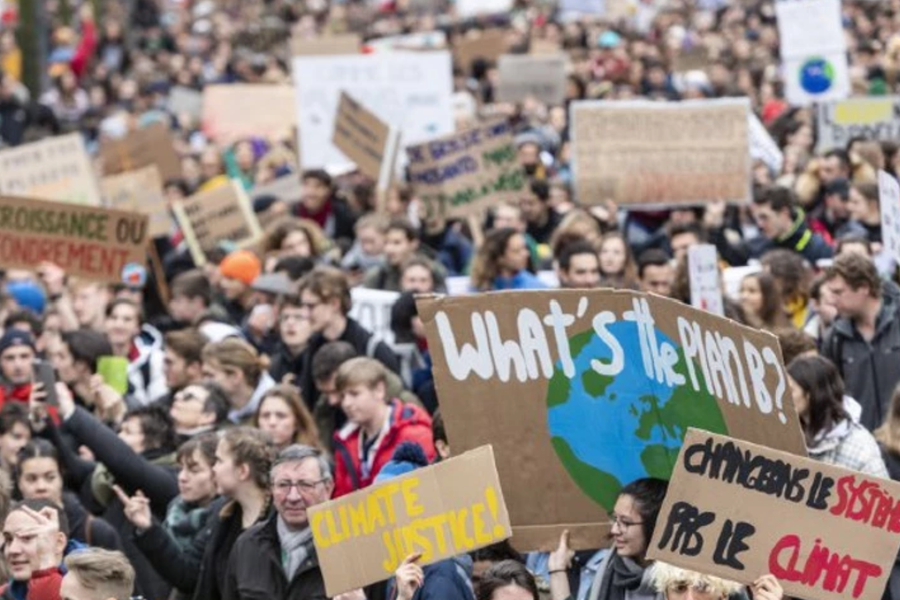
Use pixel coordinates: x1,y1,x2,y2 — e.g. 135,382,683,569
610,514,643,530
273,479,327,494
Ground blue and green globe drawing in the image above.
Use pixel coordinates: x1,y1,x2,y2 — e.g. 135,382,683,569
799,57,835,95
547,321,727,512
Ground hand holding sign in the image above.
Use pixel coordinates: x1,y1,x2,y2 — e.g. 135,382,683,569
751,575,784,600
394,553,424,600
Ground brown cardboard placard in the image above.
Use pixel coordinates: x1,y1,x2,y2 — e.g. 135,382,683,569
416,289,807,551
497,54,568,105
202,84,297,145
406,119,526,220
291,33,361,56
648,429,900,600
172,180,263,266
100,122,183,182
0,133,102,206
100,165,171,238
531,38,563,55
310,445,511,596
571,98,751,206
332,92,393,181
0,195,148,283
453,30,508,72
672,45,712,73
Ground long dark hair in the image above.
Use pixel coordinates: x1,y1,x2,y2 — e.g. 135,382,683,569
618,477,669,547
14,439,63,499
470,228,528,291
742,272,789,328
787,355,848,444
476,560,539,600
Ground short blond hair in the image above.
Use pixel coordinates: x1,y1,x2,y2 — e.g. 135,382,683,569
64,549,135,600
334,357,387,393
651,563,743,599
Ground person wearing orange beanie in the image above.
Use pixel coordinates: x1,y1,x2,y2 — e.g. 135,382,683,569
218,250,262,325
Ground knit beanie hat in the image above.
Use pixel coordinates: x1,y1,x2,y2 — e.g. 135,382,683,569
5,281,46,316
0,329,36,357
219,250,262,285
374,442,430,483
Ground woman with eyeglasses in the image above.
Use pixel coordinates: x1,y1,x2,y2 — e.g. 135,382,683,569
115,433,220,600
548,478,668,600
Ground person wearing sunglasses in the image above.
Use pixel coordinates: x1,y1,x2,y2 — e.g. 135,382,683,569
549,478,668,600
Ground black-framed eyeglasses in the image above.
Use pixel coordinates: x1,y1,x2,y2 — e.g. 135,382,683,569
610,515,644,529
273,479,327,494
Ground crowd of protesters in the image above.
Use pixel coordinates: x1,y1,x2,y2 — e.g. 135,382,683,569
1,0,900,598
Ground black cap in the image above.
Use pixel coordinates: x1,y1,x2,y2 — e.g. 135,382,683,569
0,328,36,357
824,177,850,200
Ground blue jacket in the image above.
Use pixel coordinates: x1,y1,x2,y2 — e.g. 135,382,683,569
492,271,549,291
386,556,474,600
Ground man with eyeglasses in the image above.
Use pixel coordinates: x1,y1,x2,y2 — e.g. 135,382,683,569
223,445,335,600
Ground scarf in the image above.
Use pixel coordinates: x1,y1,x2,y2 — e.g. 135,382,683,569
590,551,646,600
164,497,214,551
277,516,313,581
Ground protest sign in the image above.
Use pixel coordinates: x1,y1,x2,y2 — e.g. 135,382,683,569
311,445,510,596
168,86,203,120
291,34,361,56
0,133,102,206
250,175,303,229
0,195,148,284
497,54,568,105
688,244,724,316
100,123,183,182
100,166,170,238
332,92,400,185
417,290,806,550
172,180,263,266
879,170,900,265
649,429,900,600
202,85,296,145
748,114,784,174
365,30,447,52
776,0,849,106
817,96,900,152
407,119,526,220
571,98,751,206
672,46,712,73
292,52,453,170
453,30,508,72
350,288,400,345
456,0,513,18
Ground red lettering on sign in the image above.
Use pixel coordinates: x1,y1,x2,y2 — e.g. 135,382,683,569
769,534,882,599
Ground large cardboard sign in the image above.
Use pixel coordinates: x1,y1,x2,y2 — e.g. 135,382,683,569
0,133,102,206
453,30,508,72
776,0,849,106
417,290,806,550
880,170,900,265
310,445,511,596
100,166,170,238
649,429,900,600
407,119,526,220
100,123,183,182
0,196,148,283
497,54,568,105
172,180,263,267
332,92,400,182
202,85,296,144
817,96,900,152
291,34,361,56
292,52,453,170
571,98,751,206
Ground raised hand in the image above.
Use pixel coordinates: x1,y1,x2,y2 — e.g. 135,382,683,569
113,485,152,531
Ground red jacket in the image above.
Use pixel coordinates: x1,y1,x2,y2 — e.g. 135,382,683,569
0,384,60,424
0,567,64,600
332,399,435,498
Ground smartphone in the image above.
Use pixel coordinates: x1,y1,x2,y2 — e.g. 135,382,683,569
32,361,59,407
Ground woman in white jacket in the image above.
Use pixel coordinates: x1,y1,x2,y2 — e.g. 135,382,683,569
104,298,169,406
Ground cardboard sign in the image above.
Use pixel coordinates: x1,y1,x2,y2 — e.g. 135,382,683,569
571,98,751,206
417,290,807,550
202,85,296,144
350,288,401,345
497,54,568,105
310,445,511,596
407,119,526,220
101,166,170,238
0,195,148,283
365,30,447,53
292,52,453,170
291,34,360,56
172,180,263,266
454,30,508,72
168,86,203,120
0,133,102,206
776,0,849,106
688,244,724,316
879,170,900,265
817,96,900,152
332,92,399,182
649,429,900,600
100,123,183,182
